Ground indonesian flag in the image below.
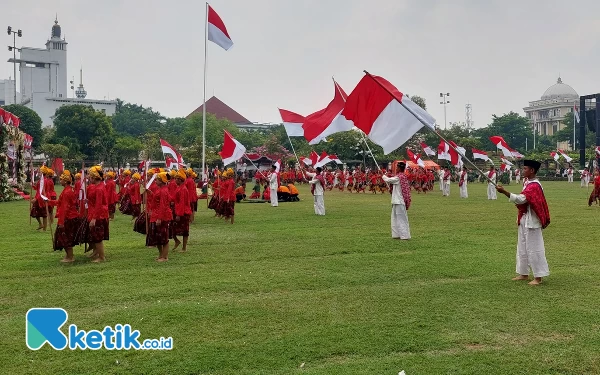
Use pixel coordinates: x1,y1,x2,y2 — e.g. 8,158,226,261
420,142,436,157
558,149,573,163
218,130,246,166
437,141,450,161
489,136,514,158
595,146,600,156
24,134,33,149
309,150,319,166
574,105,580,123
501,163,511,172
510,148,524,159
342,73,436,154
10,113,20,127
207,5,233,51
160,139,185,166
500,157,514,166
273,159,282,173
447,141,461,166
302,81,354,145
329,154,343,164
407,149,425,168
165,156,184,170
472,148,492,163
314,151,332,169
279,108,305,137
550,151,560,162
299,156,312,166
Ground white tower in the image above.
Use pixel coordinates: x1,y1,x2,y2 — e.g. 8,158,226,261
465,104,473,129
75,67,87,99
43,16,68,98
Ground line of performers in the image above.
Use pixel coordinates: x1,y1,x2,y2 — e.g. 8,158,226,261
30,166,203,263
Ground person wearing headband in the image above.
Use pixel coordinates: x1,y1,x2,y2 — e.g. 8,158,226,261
306,166,326,216
129,172,143,218
496,159,550,285
147,172,173,261
184,168,199,223
218,168,236,223
30,166,49,231
85,166,109,262
42,167,58,225
172,169,191,252
49,170,80,262
104,171,119,220
382,162,412,240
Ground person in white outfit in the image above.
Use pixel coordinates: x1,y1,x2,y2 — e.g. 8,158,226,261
306,167,325,215
581,168,590,188
381,162,411,239
269,165,279,207
459,166,468,198
438,169,444,191
515,169,521,184
496,159,550,285
442,167,451,197
508,169,513,184
487,166,497,200
567,166,574,183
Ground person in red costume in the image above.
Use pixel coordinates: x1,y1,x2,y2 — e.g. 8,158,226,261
497,160,550,285
185,168,199,223
219,168,236,224
588,170,600,206
104,171,119,220
47,170,80,262
147,172,173,262
30,166,49,230
85,166,109,263
173,169,191,252
129,173,142,217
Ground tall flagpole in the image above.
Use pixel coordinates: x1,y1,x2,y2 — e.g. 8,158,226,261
202,2,209,181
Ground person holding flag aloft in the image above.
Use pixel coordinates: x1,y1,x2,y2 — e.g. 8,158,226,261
487,166,498,200
269,165,279,207
306,167,326,216
496,160,550,285
382,162,411,240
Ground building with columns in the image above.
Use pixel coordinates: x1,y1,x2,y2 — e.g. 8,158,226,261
523,77,578,150
2,18,116,126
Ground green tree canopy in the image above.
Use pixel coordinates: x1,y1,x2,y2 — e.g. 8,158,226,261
474,112,533,151
2,104,43,148
112,99,165,137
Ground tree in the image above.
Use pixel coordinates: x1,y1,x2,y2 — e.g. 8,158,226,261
52,104,114,160
41,143,69,159
112,100,165,137
113,136,143,166
474,112,533,151
2,104,43,148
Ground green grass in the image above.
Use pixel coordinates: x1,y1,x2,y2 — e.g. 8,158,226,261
1,181,600,374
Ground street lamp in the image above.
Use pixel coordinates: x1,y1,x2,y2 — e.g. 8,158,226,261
7,26,22,105
440,92,450,130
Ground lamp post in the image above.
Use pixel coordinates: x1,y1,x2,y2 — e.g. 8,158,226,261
7,26,22,105
439,92,450,130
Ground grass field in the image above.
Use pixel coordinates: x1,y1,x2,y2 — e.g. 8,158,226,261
1,181,599,374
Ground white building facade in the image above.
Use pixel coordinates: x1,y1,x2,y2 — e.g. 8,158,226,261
523,77,578,150
3,18,116,126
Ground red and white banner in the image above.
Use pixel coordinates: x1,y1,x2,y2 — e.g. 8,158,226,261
279,108,305,137
160,139,185,167
557,149,573,163
437,141,450,161
273,159,282,173
207,5,233,51
302,81,354,145
329,154,342,165
407,149,425,168
595,146,600,156
550,151,560,162
218,130,246,166
489,136,514,158
314,151,332,169
165,156,185,170
299,156,312,166
472,148,491,163
342,73,436,154
500,157,514,166
309,150,319,167
24,134,33,149
420,142,436,157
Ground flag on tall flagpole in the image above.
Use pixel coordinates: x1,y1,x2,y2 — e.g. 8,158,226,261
302,81,354,145
207,5,233,50
279,108,305,137
420,142,436,157
218,130,246,166
341,73,436,154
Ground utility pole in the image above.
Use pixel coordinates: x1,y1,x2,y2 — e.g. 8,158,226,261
440,92,450,130
7,26,22,104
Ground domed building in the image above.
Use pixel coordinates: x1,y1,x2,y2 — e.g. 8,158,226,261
523,77,578,150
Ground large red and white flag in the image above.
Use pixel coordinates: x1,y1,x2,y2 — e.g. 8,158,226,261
407,149,425,168
309,150,319,166
489,136,514,158
420,142,436,157
472,148,492,163
550,151,560,162
219,130,246,166
279,108,305,137
342,73,436,154
165,156,183,170
10,113,20,127
448,141,461,166
273,159,282,173
510,148,524,159
437,141,450,161
24,134,33,149
329,154,343,165
557,149,573,163
500,157,514,166
314,151,332,169
160,139,185,166
207,5,233,51
299,156,312,166
302,81,354,145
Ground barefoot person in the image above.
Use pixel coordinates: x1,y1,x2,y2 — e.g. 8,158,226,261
496,160,550,285
50,170,80,263
85,166,109,263
173,169,191,252
382,162,412,240
147,172,172,262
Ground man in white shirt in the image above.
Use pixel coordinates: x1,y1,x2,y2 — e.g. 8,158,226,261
496,159,550,285
581,167,590,188
567,166,574,183
269,165,279,207
306,167,325,215
438,169,444,191
515,169,521,184
487,166,497,200
459,166,468,198
382,162,411,239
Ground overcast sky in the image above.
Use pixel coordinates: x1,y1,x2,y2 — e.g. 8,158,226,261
3,0,600,128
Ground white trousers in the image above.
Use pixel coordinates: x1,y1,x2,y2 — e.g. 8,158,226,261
270,188,278,207
442,181,450,196
439,178,444,190
568,175,573,183
459,184,468,198
581,177,589,187
313,195,325,215
516,222,550,278
487,184,497,200
391,204,411,239
515,176,520,184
